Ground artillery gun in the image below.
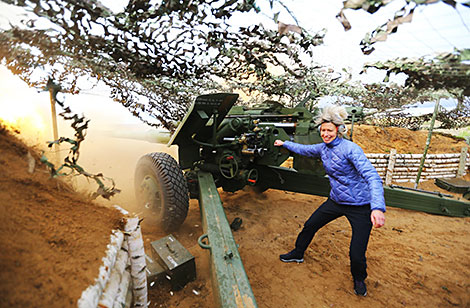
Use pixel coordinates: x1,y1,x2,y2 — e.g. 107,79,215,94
133,93,470,308
135,93,363,230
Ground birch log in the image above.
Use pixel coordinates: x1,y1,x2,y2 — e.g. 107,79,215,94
457,147,468,177
385,149,396,185
113,270,131,308
97,248,130,308
366,153,464,159
77,230,124,308
125,218,148,308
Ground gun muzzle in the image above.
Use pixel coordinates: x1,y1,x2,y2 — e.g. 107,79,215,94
109,129,171,144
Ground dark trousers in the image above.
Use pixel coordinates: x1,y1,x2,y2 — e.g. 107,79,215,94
294,198,372,281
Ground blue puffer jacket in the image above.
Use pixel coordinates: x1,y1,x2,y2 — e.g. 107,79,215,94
283,137,386,212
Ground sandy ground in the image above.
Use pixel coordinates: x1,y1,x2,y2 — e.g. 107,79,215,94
1,122,469,307
0,124,124,307
139,188,470,308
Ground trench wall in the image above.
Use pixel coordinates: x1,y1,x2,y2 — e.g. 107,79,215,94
366,147,469,184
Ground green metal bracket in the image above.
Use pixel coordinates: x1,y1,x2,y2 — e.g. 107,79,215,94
198,233,211,249
197,171,258,308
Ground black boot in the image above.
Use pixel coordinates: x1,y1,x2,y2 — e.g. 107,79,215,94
353,280,367,296
279,250,304,263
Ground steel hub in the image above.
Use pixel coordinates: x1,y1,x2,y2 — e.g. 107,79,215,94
140,175,162,213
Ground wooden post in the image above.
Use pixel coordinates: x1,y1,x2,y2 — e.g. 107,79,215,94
415,100,440,189
349,113,356,142
457,147,468,177
385,148,396,185
47,81,60,164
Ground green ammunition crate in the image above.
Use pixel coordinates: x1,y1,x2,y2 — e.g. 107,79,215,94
150,234,196,291
146,256,166,286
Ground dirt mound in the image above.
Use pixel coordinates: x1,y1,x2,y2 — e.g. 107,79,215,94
353,125,467,154
0,123,123,307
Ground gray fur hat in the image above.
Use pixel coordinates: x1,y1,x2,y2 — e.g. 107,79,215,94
315,105,348,134
315,105,348,126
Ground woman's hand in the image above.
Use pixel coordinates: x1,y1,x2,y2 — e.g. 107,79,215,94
274,140,284,147
371,210,385,228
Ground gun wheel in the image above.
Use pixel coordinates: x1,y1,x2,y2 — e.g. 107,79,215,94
134,152,189,231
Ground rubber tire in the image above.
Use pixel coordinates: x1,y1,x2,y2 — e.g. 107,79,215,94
134,152,189,231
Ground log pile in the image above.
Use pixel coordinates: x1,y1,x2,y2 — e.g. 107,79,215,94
77,207,147,308
367,148,469,184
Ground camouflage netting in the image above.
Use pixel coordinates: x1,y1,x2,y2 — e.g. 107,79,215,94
0,0,324,130
364,97,470,130
39,79,121,199
362,49,470,130
337,0,470,132
1,0,470,133
337,0,470,55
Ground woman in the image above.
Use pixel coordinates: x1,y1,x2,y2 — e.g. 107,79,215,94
274,105,385,297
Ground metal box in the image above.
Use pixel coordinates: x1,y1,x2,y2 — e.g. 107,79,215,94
150,234,196,291
146,255,166,286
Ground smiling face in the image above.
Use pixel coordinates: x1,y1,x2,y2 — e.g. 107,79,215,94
320,122,338,144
